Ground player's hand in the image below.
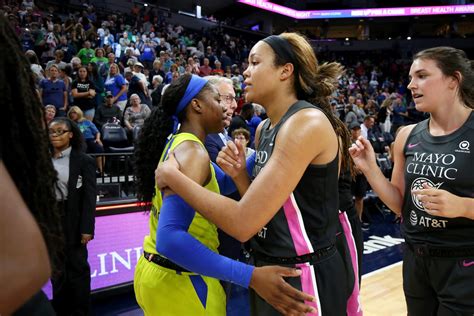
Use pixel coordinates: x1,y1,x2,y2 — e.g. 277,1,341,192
413,183,472,219
155,151,180,190
250,266,316,316
216,140,246,178
349,136,377,174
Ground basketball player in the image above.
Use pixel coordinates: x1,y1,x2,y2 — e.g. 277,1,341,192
155,33,360,316
350,46,474,314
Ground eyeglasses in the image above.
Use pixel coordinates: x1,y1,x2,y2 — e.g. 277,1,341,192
219,94,237,104
49,129,70,136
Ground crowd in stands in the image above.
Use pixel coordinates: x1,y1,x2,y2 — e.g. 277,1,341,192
3,0,426,200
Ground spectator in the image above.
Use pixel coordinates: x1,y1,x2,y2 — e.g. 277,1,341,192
90,47,108,78
76,40,95,66
391,96,408,134
164,63,178,84
344,104,358,128
232,128,255,158
140,40,155,69
45,49,67,71
44,104,56,124
377,97,393,133
150,75,164,107
211,60,224,76
94,91,121,129
203,45,216,68
25,49,45,85
199,57,212,77
119,47,135,71
104,63,128,113
127,65,151,106
186,56,200,75
148,59,166,84
67,106,104,174
39,64,68,116
162,51,173,72
88,62,105,109
354,98,367,123
228,102,253,136
360,115,375,139
56,35,76,63
71,66,96,120
70,56,82,80
124,93,151,135
248,103,263,145
220,50,232,70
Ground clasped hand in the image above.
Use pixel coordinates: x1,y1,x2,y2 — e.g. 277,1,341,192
216,140,247,178
413,183,470,219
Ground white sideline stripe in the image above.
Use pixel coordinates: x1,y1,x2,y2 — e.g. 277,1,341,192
362,261,402,279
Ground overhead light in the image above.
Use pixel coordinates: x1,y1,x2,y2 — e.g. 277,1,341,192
144,3,148,6
345,37,349,41
388,37,392,40
407,36,412,40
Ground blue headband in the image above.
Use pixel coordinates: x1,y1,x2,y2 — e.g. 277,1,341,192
176,75,208,115
169,75,208,136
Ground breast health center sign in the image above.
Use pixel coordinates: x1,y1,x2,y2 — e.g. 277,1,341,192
238,0,474,20
43,211,150,298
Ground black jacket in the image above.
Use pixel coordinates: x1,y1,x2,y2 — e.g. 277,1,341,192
63,149,96,245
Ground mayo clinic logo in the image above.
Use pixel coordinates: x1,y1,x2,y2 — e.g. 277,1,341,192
456,140,470,154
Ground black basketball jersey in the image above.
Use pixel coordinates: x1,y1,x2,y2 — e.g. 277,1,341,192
402,111,474,247
250,100,340,257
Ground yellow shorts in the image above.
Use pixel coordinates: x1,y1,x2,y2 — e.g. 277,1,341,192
134,255,226,316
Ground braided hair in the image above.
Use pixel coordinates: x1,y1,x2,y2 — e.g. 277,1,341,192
134,73,214,204
0,16,63,276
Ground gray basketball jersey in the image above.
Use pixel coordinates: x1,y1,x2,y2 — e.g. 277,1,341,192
402,111,474,247
250,101,340,257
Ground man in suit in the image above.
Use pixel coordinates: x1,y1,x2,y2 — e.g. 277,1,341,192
49,118,96,316
204,76,238,162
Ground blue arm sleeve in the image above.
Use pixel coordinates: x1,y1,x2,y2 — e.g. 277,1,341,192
156,194,254,288
246,151,256,176
211,162,236,195
211,151,256,195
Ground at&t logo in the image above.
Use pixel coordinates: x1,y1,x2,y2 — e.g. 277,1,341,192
410,211,418,226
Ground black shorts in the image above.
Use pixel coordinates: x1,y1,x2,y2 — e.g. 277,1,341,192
85,139,104,154
403,244,474,315
250,248,351,316
351,174,368,199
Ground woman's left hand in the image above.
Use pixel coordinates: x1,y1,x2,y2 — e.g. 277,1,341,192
413,183,470,219
81,234,93,245
155,151,180,190
95,139,103,146
216,140,246,179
